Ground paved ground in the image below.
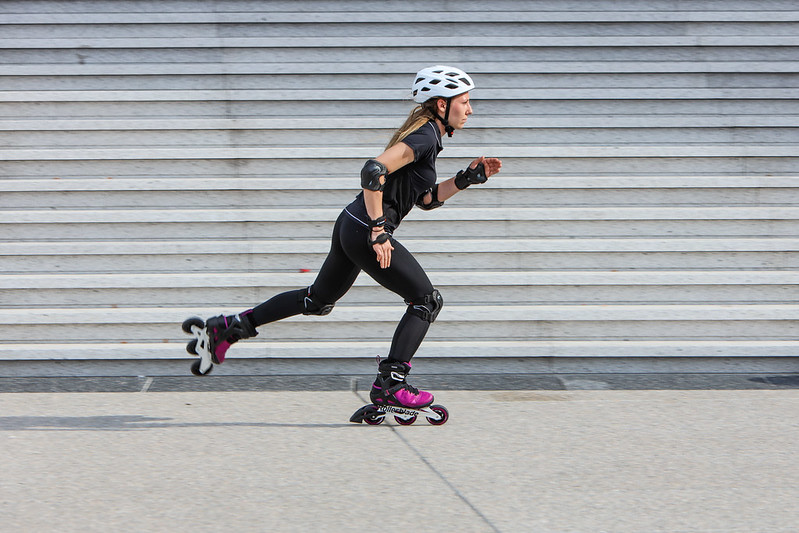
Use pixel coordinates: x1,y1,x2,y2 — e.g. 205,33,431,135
2,374,798,532
1,372,798,393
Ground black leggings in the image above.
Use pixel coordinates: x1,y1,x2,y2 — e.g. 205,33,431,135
249,210,436,363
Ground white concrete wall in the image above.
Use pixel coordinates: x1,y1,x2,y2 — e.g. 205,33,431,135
1,1,797,374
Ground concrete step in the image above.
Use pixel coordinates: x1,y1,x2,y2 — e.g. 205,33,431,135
5,62,799,76
5,10,799,25
3,115,798,131
5,237,796,254
1,270,796,307
2,246,796,272
3,88,798,104
4,101,799,122
2,304,795,324
4,223,795,241
5,128,798,148
2,340,797,362
2,149,797,184
4,72,799,92
2,144,796,162
3,281,794,308
6,36,799,50
1,0,795,15
3,216,795,241
1,176,796,209
3,270,796,289
5,47,796,71
1,305,795,344
3,206,796,224
20,159,791,179
5,176,798,190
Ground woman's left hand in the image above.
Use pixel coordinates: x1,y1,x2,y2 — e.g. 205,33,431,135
471,156,502,178
372,232,394,269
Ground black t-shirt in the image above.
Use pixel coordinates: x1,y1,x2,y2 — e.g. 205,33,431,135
346,121,443,232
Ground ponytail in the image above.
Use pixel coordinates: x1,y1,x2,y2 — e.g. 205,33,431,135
385,99,439,150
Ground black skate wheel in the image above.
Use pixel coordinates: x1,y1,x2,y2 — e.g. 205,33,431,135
182,316,204,334
395,414,417,425
363,411,384,425
186,338,198,355
427,405,448,426
190,360,213,376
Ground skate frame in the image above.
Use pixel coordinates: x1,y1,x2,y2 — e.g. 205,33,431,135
189,323,214,374
377,404,444,422
350,402,447,425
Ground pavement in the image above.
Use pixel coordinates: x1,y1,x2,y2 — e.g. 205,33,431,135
2,374,799,532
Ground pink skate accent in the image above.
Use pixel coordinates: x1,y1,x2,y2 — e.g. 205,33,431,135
209,323,230,364
214,340,231,363
395,388,433,408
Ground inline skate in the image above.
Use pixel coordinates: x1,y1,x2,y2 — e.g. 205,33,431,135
350,358,448,425
181,311,257,376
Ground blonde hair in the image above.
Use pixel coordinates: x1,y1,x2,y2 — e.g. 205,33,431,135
385,99,440,150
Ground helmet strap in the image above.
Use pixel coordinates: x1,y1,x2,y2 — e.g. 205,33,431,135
433,97,455,137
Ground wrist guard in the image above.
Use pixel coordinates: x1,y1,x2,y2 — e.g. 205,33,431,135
361,159,388,192
454,162,487,190
369,215,386,231
368,232,390,246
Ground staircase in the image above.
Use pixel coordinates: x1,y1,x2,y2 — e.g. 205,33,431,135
1,1,797,376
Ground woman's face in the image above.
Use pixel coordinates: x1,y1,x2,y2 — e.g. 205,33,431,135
438,92,473,130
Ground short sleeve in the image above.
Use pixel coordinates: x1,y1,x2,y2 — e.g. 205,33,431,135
400,123,439,162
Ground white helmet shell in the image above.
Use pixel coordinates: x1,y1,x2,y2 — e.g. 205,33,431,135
412,65,475,103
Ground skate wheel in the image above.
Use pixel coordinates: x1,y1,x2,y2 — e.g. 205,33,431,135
186,338,198,355
190,359,213,376
427,405,448,426
363,412,384,425
182,316,204,334
395,414,417,425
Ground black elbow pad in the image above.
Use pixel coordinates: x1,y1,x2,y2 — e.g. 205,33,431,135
361,159,388,191
416,184,445,210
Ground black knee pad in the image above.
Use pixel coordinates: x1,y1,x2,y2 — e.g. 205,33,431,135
406,289,443,323
300,286,334,316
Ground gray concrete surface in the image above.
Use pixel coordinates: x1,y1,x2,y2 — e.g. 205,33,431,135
2,383,799,532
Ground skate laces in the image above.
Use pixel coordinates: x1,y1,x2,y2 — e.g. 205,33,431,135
403,383,421,396
390,381,420,397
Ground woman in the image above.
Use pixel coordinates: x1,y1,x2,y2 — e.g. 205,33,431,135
184,65,502,412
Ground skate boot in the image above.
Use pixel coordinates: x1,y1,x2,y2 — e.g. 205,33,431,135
350,358,449,426
370,359,434,409
181,310,258,376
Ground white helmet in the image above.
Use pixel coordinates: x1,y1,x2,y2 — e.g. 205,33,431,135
412,65,475,103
